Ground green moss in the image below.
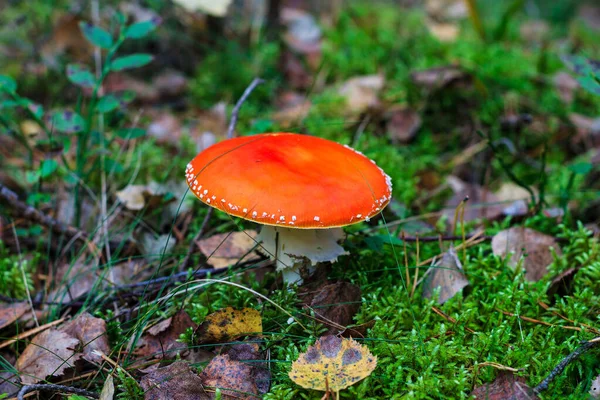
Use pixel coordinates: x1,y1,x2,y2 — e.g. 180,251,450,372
0,241,37,299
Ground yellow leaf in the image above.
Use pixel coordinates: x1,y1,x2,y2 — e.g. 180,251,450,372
195,307,262,343
289,336,377,392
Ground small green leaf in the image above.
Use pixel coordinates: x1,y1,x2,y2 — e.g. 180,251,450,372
48,110,86,134
125,17,161,39
26,102,45,119
568,162,593,175
96,94,121,113
66,64,96,89
110,54,153,71
0,100,20,109
116,127,146,139
39,159,58,178
0,75,17,92
577,76,600,96
25,170,40,184
364,234,405,252
79,21,113,49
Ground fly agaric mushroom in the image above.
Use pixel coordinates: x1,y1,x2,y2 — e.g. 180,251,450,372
185,133,392,283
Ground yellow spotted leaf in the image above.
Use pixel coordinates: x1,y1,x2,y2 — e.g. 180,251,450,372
195,307,262,343
289,336,377,392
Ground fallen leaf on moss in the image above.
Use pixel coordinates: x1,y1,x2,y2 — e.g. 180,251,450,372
140,361,210,400
0,302,29,330
427,21,459,42
136,310,196,360
387,107,422,144
197,230,260,269
195,307,262,344
225,343,271,395
423,247,469,304
553,72,578,104
200,354,261,399
491,227,562,282
289,335,377,392
99,374,115,400
338,74,385,115
591,374,600,398
173,0,233,17
300,281,362,333
443,176,504,224
60,312,110,364
472,371,538,399
411,66,466,90
16,328,81,384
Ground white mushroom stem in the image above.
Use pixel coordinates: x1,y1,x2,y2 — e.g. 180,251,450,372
257,225,348,285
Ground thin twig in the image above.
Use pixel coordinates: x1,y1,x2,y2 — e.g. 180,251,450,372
227,78,265,139
0,184,86,241
534,337,600,394
18,383,99,400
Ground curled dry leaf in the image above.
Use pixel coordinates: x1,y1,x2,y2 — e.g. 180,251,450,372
519,20,550,43
591,374,600,398
60,312,110,364
100,374,115,400
200,354,261,399
289,335,377,392
141,361,210,400
387,107,422,144
426,21,459,42
195,307,262,344
569,113,600,148
494,182,535,217
16,328,81,384
553,72,579,104
443,176,504,224
422,247,469,304
472,371,538,400
197,230,260,270
48,260,149,304
173,0,233,17
338,74,385,115
300,281,362,333
0,302,29,330
136,310,196,360
411,66,466,90
491,227,562,282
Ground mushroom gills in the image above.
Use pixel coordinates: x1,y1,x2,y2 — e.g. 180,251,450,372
257,225,348,284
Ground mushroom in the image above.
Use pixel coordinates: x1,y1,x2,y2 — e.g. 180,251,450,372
185,133,392,284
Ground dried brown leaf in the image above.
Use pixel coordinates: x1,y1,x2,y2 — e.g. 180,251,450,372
387,108,422,144
422,248,469,304
200,354,261,399
0,302,29,330
59,312,110,364
472,372,538,400
338,75,385,115
553,72,578,104
411,66,466,90
519,20,550,43
197,230,260,270
303,281,362,333
136,310,196,360
141,361,210,400
491,227,562,282
16,328,81,384
443,176,504,224
224,343,270,394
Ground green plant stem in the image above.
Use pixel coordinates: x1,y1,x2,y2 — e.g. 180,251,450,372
73,35,124,227
463,0,486,41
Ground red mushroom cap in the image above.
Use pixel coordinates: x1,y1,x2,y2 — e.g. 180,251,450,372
185,133,392,228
